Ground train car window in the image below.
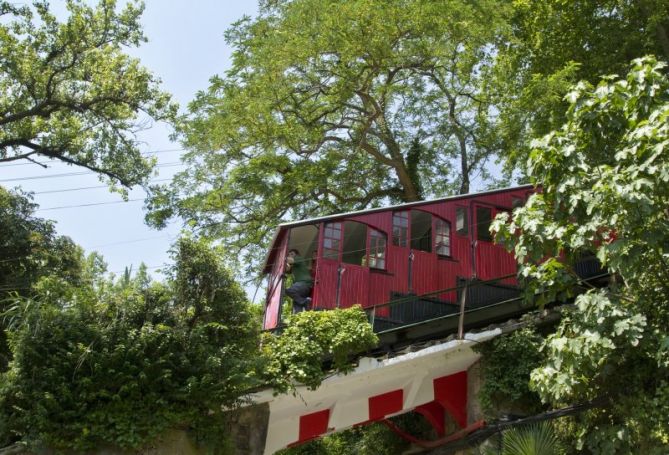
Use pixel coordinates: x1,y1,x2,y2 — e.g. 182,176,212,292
369,229,387,269
411,210,432,252
323,222,342,259
342,221,367,265
476,207,493,242
456,207,468,235
435,218,451,257
392,211,408,247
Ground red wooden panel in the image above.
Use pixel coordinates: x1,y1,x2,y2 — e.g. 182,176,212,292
348,212,392,236
387,245,409,294
434,371,468,428
435,259,458,303
368,272,392,317
369,389,404,421
411,249,435,295
339,263,369,308
313,259,339,310
298,409,330,442
474,203,518,283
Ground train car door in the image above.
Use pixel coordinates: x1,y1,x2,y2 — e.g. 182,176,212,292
313,221,370,309
410,210,436,295
473,203,516,281
263,231,289,329
338,221,370,308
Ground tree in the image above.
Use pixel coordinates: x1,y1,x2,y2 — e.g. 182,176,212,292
0,187,85,370
494,0,669,174
493,57,669,453
0,237,260,451
0,0,176,188
146,0,512,273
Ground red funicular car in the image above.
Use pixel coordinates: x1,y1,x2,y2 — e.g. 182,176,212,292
262,185,535,331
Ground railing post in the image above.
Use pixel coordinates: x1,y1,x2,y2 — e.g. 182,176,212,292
370,305,376,330
408,251,415,293
457,280,468,340
335,265,345,308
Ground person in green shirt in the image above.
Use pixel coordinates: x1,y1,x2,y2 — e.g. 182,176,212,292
285,249,313,313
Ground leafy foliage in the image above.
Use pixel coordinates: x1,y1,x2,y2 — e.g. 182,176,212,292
495,0,669,173
261,306,378,393
0,237,260,451
146,0,513,274
0,187,85,370
0,0,176,187
278,411,433,455
475,328,544,416
493,57,669,453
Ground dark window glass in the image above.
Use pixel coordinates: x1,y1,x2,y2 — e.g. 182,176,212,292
456,207,468,235
369,229,387,269
435,219,451,256
323,222,342,259
476,207,493,242
342,221,367,265
411,210,432,252
512,196,524,209
392,211,408,247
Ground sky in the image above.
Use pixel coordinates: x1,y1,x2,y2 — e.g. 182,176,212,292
0,1,260,295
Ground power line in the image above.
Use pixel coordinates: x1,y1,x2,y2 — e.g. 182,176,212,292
33,178,172,195
0,148,185,168
36,198,144,212
85,234,173,249
0,162,184,183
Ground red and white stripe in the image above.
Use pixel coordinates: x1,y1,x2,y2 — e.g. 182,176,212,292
251,328,502,454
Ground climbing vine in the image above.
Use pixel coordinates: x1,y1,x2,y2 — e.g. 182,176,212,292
474,328,545,417
261,306,379,394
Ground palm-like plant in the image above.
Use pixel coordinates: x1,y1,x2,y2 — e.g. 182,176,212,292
483,422,565,455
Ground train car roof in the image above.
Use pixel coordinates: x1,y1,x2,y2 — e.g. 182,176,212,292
261,184,534,274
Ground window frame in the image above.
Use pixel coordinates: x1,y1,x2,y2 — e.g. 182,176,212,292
392,211,409,247
322,222,343,260
476,206,494,243
368,228,387,270
434,217,452,257
410,210,432,253
456,206,468,236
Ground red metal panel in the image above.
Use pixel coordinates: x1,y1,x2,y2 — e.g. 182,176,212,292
414,401,446,436
298,409,330,442
263,231,288,329
434,371,468,428
369,389,404,421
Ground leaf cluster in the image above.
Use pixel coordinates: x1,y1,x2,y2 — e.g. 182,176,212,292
261,306,378,393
